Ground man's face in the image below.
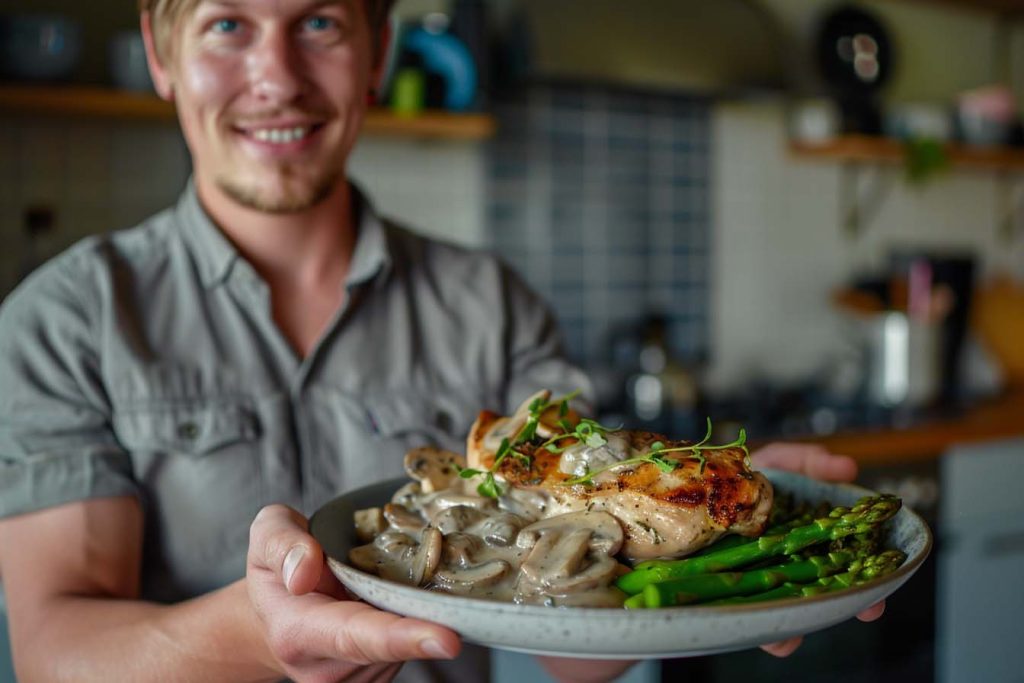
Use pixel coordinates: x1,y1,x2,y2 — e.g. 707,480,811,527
155,0,381,213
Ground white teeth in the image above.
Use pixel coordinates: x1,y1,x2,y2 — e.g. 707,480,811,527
251,126,309,144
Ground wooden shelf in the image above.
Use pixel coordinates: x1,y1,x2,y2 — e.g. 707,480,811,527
0,84,496,140
790,135,1024,173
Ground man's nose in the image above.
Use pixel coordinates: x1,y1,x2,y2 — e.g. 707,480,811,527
247,28,305,103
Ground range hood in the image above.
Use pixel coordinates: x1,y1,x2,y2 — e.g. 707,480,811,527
517,0,788,96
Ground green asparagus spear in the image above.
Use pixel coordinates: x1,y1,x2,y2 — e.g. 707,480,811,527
708,549,907,605
623,593,647,609
616,494,901,595
642,551,857,607
637,508,822,566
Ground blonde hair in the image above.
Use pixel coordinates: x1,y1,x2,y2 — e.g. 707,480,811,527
140,0,395,61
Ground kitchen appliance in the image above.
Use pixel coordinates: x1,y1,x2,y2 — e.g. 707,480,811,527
815,4,894,135
889,251,977,404
861,311,942,408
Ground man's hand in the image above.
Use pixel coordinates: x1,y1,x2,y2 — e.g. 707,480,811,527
246,504,462,682
750,442,886,657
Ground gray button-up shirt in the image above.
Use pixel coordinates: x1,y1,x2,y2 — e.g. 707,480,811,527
0,182,590,610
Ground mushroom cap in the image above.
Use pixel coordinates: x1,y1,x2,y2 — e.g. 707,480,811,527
403,447,466,494
382,503,427,536
410,527,443,586
432,560,511,591
516,510,625,556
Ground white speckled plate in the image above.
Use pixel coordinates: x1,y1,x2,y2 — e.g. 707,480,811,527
309,470,932,659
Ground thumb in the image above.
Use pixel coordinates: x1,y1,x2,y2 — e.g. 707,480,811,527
249,504,326,595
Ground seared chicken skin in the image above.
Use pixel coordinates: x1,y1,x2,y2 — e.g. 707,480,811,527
466,392,773,561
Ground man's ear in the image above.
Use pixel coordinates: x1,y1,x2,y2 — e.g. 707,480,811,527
141,12,174,101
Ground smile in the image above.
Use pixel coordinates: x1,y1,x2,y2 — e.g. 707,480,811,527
249,126,312,144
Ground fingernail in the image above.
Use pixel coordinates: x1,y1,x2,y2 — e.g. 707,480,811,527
420,638,453,659
283,545,305,592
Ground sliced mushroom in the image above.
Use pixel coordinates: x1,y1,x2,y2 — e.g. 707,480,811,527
403,447,466,494
409,527,443,586
391,481,422,509
382,503,427,536
422,491,498,520
431,505,488,535
524,527,592,579
432,560,510,591
353,507,387,542
514,511,626,599
516,511,624,556
467,511,528,547
498,487,552,522
441,532,484,567
348,531,418,582
542,555,620,594
348,543,383,573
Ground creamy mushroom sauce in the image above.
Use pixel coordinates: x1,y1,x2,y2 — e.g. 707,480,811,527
349,481,630,607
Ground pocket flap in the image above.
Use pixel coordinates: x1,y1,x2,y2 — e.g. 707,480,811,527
113,403,260,456
364,391,480,441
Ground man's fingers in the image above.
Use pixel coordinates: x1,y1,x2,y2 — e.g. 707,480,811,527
857,600,886,622
249,504,324,595
311,602,461,664
751,443,858,483
759,636,803,658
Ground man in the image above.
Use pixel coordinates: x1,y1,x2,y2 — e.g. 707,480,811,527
0,0,882,680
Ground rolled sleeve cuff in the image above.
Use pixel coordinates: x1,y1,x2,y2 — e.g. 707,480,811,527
0,448,139,519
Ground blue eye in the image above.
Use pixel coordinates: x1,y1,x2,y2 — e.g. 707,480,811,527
212,18,239,33
305,16,335,31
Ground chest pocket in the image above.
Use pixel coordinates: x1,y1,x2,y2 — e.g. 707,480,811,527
364,390,481,453
111,400,266,592
113,403,260,456
317,389,484,496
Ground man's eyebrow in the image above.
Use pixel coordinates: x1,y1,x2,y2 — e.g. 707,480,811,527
198,0,352,10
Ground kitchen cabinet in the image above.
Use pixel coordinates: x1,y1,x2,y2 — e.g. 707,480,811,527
0,84,497,140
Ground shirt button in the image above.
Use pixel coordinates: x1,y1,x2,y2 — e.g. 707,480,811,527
177,421,200,440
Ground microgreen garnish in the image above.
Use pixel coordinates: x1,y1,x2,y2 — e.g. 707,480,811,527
562,418,750,487
459,390,581,498
464,391,751,498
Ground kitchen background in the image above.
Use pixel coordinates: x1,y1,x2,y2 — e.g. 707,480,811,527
1,0,1024,681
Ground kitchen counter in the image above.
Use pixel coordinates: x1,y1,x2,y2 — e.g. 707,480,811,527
795,389,1024,466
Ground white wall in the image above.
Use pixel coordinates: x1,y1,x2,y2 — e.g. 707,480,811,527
707,101,1024,393
348,138,487,247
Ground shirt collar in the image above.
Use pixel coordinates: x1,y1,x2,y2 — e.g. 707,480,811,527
176,179,392,290
177,179,239,288
346,183,393,288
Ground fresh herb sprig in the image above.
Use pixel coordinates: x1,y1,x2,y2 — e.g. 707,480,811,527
562,418,750,487
456,390,580,498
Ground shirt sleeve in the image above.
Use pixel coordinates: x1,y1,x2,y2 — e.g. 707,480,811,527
497,262,596,413
0,256,139,520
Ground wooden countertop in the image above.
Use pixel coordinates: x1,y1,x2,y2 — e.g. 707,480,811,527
788,391,1024,466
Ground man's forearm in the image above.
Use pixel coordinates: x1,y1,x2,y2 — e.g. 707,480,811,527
19,579,279,683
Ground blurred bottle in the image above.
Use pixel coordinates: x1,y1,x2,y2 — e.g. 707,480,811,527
390,50,426,117
625,315,700,435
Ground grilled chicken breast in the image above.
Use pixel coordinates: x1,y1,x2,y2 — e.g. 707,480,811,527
466,392,773,561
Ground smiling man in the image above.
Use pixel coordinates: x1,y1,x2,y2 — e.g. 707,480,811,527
0,1,881,681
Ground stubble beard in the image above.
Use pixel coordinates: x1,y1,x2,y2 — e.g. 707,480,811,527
216,163,341,214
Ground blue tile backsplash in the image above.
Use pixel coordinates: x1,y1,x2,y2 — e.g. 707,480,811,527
485,84,711,366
